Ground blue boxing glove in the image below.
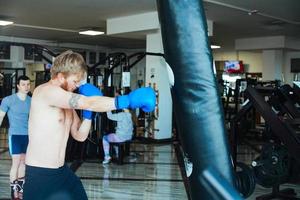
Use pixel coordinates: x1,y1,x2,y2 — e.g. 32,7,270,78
115,87,156,112
78,83,103,120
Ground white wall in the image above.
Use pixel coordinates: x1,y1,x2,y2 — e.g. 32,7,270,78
283,51,300,85
262,50,283,81
213,51,237,61
238,51,263,73
213,49,300,85
107,12,159,35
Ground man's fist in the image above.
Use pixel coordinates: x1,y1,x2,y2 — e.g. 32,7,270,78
115,87,156,112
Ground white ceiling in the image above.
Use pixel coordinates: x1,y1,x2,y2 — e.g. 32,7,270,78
0,0,299,50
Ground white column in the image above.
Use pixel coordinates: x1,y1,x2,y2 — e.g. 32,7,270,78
262,50,283,81
11,46,25,68
107,12,174,140
145,31,172,139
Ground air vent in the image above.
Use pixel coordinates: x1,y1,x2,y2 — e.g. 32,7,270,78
263,20,286,30
267,20,286,26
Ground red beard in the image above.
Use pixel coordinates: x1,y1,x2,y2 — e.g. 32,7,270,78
61,80,68,91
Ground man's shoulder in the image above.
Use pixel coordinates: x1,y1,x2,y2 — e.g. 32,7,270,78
3,94,15,101
32,84,66,108
0,94,16,108
34,83,62,95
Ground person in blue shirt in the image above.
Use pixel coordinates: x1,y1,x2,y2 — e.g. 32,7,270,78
0,75,31,200
102,91,133,164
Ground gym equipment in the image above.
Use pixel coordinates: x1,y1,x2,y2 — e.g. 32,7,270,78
268,84,300,119
144,83,159,139
109,141,131,165
0,68,26,98
94,51,164,140
231,85,300,199
0,42,56,87
127,52,165,139
235,162,256,198
246,87,300,164
157,0,234,199
102,52,129,96
28,45,57,87
252,144,290,188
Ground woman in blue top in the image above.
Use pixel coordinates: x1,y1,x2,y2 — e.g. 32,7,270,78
102,106,133,164
0,75,31,200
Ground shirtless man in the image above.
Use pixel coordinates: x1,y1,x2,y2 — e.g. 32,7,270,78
23,50,155,200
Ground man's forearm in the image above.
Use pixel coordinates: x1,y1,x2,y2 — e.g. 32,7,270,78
74,119,92,142
85,96,116,112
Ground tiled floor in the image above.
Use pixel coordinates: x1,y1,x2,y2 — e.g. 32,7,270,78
0,130,187,200
0,128,299,200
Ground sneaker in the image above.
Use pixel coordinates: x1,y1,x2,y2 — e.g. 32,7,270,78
17,179,25,199
102,156,111,164
10,181,20,200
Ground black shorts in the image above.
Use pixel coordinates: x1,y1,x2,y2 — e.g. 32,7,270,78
9,135,28,155
23,164,88,200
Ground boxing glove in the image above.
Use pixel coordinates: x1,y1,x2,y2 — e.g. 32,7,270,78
78,83,103,120
115,87,156,112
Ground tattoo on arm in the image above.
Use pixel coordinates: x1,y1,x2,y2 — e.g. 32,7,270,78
69,93,81,108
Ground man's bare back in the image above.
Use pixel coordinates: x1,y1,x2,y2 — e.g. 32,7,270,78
26,83,74,168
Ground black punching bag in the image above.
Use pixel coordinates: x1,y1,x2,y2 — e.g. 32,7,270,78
156,0,234,199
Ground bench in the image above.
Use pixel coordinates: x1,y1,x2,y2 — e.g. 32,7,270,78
109,141,131,165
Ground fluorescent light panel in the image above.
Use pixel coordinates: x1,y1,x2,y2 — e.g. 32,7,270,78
211,45,221,49
0,20,14,26
79,30,104,36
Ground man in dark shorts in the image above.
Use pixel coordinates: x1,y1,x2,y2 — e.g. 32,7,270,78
0,75,31,199
24,50,156,200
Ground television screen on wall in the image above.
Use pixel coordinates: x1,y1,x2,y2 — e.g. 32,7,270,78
291,58,300,73
224,60,244,73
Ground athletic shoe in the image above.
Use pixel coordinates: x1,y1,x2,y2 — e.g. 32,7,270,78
10,181,20,200
102,156,111,164
17,179,24,199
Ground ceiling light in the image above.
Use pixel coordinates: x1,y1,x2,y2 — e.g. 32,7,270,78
248,10,258,16
211,45,221,49
0,20,14,26
79,30,104,36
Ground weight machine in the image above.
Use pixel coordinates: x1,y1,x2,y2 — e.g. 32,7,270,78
231,85,300,199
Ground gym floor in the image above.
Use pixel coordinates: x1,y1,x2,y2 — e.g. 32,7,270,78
0,128,299,200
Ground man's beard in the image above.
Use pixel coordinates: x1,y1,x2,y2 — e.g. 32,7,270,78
61,80,69,91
